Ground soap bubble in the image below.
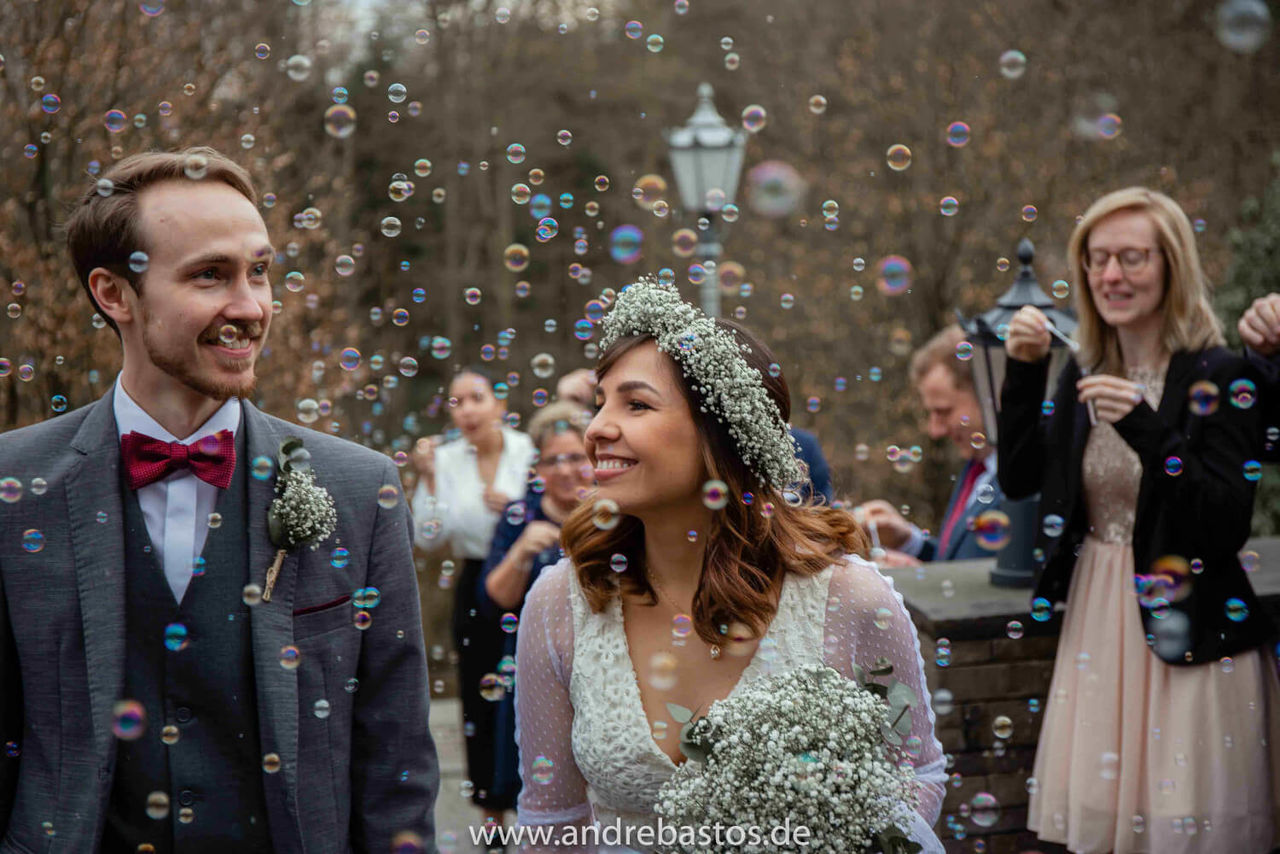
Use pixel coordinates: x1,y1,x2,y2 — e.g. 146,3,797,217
592,499,621,530
746,161,806,218
1188,380,1220,416
975,514,1011,551
112,700,147,740
999,49,1027,79
970,792,1001,828
285,54,313,82
1229,378,1257,409
702,479,729,510
1216,0,1272,54
741,104,768,133
632,174,668,210
324,105,357,139
946,121,970,147
886,144,912,171
503,243,530,272
609,225,644,264
103,110,128,133
876,255,913,295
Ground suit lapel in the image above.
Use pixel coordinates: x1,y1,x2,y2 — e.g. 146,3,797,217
243,401,304,826
65,391,128,766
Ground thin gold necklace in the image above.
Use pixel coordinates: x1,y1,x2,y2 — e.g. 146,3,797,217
647,571,721,660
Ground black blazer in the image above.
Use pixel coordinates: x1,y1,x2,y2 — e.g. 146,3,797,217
998,347,1275,666
1246,348,1280,463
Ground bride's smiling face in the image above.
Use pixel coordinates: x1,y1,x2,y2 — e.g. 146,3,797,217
585,340,706,518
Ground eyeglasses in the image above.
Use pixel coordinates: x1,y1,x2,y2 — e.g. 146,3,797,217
536,452,589,469
1083,247,1160,275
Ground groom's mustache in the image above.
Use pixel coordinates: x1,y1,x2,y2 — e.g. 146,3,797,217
198,320,265,344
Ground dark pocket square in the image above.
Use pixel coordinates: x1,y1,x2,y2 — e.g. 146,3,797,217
292,594,352,616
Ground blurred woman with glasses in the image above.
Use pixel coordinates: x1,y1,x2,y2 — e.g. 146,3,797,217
476,400,595,821
1000,187,1279,852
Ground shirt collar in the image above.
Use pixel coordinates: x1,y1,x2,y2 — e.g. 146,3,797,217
113,374,242,444
978,450,997,477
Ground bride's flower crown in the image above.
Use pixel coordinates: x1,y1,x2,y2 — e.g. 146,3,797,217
599,278,803,489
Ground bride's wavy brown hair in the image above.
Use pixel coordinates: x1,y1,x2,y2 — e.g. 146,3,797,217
561,318,869,647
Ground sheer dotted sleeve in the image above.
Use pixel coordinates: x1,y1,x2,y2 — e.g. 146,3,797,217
514,560,595,849
822,556,947,845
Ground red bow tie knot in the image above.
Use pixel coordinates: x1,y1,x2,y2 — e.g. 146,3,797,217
121,429,236,490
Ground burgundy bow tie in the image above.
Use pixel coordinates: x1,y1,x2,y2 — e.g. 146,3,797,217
121,429,236,490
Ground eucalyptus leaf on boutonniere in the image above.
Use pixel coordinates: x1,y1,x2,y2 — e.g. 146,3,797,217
262,437,337,602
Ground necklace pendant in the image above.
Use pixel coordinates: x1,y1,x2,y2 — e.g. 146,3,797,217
709,644,721,660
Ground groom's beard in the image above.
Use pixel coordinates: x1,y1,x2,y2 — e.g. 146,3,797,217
141,311,262,401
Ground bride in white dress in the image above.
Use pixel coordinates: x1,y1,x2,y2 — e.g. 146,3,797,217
514,281,946,853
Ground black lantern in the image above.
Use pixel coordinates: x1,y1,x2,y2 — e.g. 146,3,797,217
958,238,1078,587
664,83,747,318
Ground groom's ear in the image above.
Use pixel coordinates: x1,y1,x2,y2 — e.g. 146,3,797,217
88,267,137,329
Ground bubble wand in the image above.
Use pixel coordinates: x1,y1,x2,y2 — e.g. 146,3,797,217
852,507,886,561
1043,320,1097,427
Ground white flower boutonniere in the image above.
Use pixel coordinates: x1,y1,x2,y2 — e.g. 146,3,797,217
262,437,337,602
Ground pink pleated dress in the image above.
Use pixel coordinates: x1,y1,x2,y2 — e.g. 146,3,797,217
1027,364,1280,853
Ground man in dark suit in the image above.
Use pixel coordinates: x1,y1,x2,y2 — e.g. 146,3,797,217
0,148,438,852
789,427,834,504
857,324,1005,563
1239,292,1280,462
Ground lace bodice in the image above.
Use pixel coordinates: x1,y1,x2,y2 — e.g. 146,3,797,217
514,556,947,852
1082,364,1167,544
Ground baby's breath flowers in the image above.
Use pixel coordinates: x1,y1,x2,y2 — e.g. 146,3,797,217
599,278,803,489
655,664,922,854
263,437,337,602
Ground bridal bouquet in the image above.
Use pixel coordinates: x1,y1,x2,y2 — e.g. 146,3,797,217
653,663,922,854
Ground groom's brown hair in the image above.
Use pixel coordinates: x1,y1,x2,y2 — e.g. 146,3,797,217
63,146,257,336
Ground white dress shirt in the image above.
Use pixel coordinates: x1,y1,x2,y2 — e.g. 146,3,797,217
901,450,998,557
113,376,242,604
411,426,536,560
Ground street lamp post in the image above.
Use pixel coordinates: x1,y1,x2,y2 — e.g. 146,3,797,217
958,238,1079,588
665,82,747,318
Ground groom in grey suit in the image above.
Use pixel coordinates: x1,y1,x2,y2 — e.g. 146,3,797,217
0,147,438,852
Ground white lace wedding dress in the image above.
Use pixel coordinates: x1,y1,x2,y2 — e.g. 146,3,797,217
514,554,947,853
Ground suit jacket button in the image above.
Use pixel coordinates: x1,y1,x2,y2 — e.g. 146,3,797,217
179,789,195,806
175,707,193,723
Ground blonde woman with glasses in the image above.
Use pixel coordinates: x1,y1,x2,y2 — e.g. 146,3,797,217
999,187,1279,853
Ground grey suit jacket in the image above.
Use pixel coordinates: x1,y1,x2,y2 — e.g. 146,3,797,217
0,388,438,853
